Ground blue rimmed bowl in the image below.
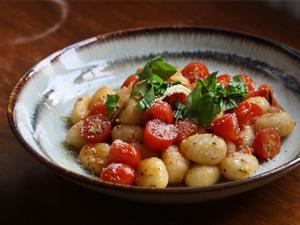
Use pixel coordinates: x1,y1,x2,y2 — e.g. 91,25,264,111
7,26,300,203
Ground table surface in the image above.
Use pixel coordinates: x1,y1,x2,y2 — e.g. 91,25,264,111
1,1,300,225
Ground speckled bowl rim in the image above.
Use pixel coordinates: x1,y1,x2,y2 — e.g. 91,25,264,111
7,26,300,193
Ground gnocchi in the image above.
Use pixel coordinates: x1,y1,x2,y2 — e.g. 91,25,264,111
185,165,221,187
180,134,227,165
70,96,91,124
66,121,85,149
162,145,190,184
79,143,110,175
111,125,144,143
118,98,144,125
255,112,295,137
91,86,116,106
135,157,169,188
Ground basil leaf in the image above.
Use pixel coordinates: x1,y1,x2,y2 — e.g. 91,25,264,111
137,55,176,81
105,95,120,116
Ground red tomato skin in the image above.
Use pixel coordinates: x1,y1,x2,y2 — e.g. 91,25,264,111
163,93,188,106
108,140,141,169
88,102,108,117
143,101,174,124
100,163,135,185
121,75,139,88
236,101,263,127
144,119,178,152
80,114,111,143
174,119,199,143
241,75,255,96
211,113,240,142
216,74,231,89
181,62,209,83
252,128,281,160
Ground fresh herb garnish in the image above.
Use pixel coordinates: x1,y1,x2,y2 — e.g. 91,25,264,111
184,73,247,127
105,94,120,117
137,55,177,81
173,101,186,120
132,55,178,111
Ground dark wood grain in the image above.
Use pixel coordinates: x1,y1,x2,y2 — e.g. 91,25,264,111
1,1,300,225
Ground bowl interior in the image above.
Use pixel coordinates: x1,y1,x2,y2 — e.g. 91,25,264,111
11,28,300,184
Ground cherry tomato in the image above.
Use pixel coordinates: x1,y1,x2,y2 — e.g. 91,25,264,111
216,74,231,89
80,114,111,143
143,101,174,124
236,101,263,127
88,102,108,117
240,75,255,96
174,119,199,143
252,128,281,160
100,163,135,185
181,62,209,83
163,93,188,106
108,140,141,169
211,113,240,142
144,119,178,152
121,75,139,88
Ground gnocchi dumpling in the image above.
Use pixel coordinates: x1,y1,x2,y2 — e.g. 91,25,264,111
255,112,295,137
111,125,144,143
91,86,116,106
70,95,91,124
180,134,227,165
118,98,143,125
162,145,190,184
185,165,221,187
79,143,110,175
66,121,85,149
219,152,259,180
135,157,168,188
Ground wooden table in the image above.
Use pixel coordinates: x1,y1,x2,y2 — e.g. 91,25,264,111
1,1,299,224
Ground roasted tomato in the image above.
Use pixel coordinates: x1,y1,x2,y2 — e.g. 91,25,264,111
80,114,111,143
164,93,188,106
252,128,281,160
174,119,199,143
121,74,139,88
236,101,263,127
144,100,174,124
88,102,108,117
108,140,141,169
144,119,178,152
101,163,135,185
216,74,231,89
211,113,240,142
240,75,255,96
181,62,209,83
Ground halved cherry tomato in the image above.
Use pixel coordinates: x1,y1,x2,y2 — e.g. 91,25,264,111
80,114,111,143
88,102,108,117
144,119,178,152
163,93,188,106
216,74,231,89
181,62,209,83
100,163,135,185
121,74,139,88
211,113,240,142
252,128,281,160
236,101,263,127
143,101,173,124
240,75,255,96
108,140,141,169
174,119,199,143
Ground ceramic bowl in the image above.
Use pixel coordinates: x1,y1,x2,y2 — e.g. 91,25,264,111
8,26,300,203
